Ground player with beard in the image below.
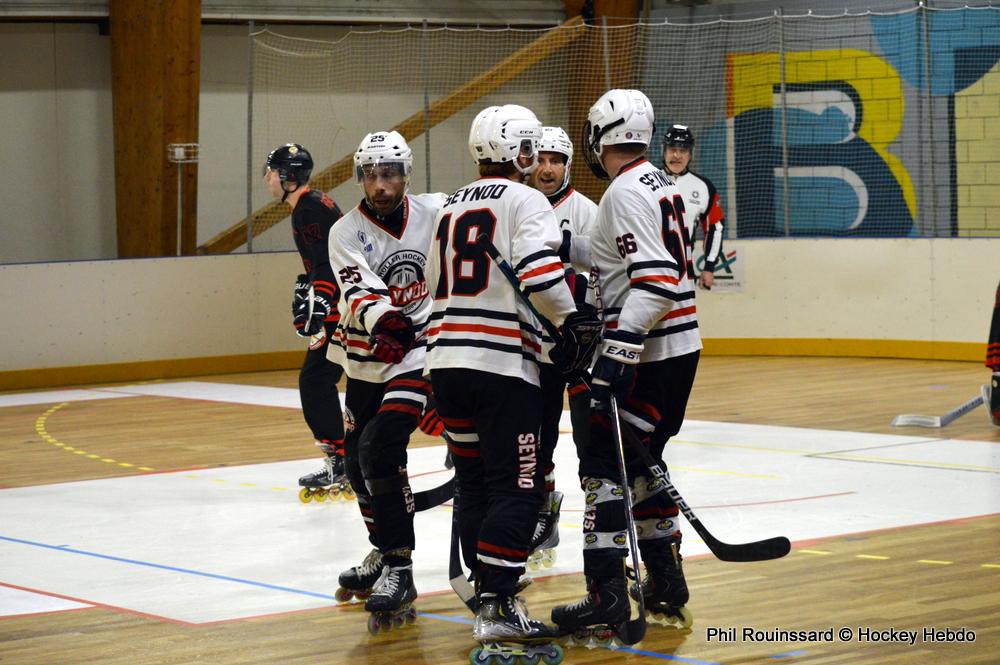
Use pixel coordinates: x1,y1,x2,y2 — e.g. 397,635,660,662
327,131,446,632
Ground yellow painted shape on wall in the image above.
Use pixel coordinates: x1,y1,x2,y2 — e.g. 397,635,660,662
956,58,1000,236
729,50,916,219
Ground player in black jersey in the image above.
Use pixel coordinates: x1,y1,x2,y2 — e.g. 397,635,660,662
264,144,348,500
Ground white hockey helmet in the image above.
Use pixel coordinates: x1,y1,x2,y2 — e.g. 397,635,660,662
582,89,655,179
355,130,413,179
538,126,574,190
354,131,412,214
468,104,543,176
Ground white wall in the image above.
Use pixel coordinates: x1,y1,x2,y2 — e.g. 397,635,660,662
0,251,302,372
0,22,562,260
0,23,116,263
697,238,997,345
0,239,995,376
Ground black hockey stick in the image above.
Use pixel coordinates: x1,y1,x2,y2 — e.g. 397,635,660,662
587,262,789,563
413,476,456,512
479,234,564,343
618,423,790,562
607,396,647,645
480,234,645,644
448,489,477,612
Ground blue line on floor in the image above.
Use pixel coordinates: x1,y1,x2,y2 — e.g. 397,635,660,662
771,650,808,658
3,534,721,663
613,646,722,664
0,534,337,601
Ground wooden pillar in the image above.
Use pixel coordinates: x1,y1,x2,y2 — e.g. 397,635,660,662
110,0,200,258
564,0,641,203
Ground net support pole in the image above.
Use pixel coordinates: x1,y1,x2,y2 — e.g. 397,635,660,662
422,19,432,193
920,1,939,236
777,9,790,237
245,20,255,253
602,16,611,90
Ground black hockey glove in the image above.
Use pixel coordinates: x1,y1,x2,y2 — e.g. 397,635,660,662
369,310,415,364
291,273,310,315
589,329,644,405
293,289,332,337
551,304,603,379
558,228,572,264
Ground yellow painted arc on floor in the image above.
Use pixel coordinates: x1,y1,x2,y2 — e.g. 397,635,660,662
34,401,156,472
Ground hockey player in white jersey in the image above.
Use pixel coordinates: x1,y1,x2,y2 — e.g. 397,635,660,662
661,124,725,290
327,130,446,632
426,105,599,662
550,90,702,634
525,126,600,569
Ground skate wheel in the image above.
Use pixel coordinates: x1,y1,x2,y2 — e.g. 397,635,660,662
541,549,556,568
405,608,417,624
675,606,694,629
298,488,313,503
367,614,381,634
314,488,328,502
328,486,341,501
392,613,405,628
520,654,541,665
344,486,356,500
356,589,372,600
495,654,517,665
469,646,487,665
541,644,564,665
334,587,353,603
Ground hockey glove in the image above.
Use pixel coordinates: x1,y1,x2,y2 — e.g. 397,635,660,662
293,289,332,337
291,273,310,314
551,304,603,379
558,228,572,264
369,310,415,364
590,329,644,405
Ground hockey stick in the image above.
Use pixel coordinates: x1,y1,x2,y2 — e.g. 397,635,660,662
890,393,984,428
413,476,456,512
587,263,789,563
618,422,791,562
479,234,564,343
480,234,645,643
608,396,647,645
448,490,477,612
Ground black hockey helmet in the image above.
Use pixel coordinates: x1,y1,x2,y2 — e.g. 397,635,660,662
264,143,314,184
662,124,694,151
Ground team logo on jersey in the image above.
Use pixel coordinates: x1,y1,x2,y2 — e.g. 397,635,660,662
613,532,627,546
656,518,675,532
357,230,374,253
378,250,428,315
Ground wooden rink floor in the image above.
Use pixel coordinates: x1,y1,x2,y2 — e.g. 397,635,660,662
0,356,998,664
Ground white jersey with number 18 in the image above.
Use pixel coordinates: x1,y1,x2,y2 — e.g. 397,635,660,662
425,177,576,387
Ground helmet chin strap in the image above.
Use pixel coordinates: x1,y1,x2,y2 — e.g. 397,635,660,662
281,181,301,203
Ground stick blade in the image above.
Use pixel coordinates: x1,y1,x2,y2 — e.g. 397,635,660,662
616,617,646,645
708,535,791,562
891,414,942,428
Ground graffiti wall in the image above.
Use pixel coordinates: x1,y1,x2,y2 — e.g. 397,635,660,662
644,5,1000,238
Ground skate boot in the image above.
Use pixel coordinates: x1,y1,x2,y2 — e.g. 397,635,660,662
527,491,563,571
335,548,385,603
551,576,631,648
633,543,693,629
364,561,418,634
297,452,353,503
470,593,564,665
